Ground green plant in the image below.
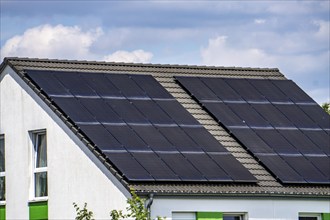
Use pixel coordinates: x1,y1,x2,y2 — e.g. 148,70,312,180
110,190,149,220
322,102,330,114
73,202,94,220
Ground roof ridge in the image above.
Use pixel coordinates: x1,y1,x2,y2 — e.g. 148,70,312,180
3,57,281,72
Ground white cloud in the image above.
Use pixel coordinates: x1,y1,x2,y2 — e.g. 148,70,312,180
201,36,275,68
254,19,266,24
0,24,153,64
0,24,102,60
313,20,330,41
103,50,153,63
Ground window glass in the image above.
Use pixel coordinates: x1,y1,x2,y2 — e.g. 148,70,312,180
223,214,243,220
299,217,318,220
0,136,4,172
0,177,5,201
35,172,47,197
35,133,47,168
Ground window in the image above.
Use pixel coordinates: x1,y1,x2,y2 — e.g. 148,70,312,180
32,131,47,198
223,214,244,220
299,214,321,220
0,135,5,201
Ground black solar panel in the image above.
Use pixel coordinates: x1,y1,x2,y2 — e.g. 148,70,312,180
105,125,149,151
278,130,324,155
203,102,246,127
272,80,314,103
105,99,148,124
209,153,257,182
79,98,123,123
283,155,328,184
104,152,153,181
182,127,228,153
26,70,256,183
26,70,70,96
78,124,123,151
54,71,97,97
175,76,220,101
257,154,306,183
132,100,174,124
299,105,330,129
80,72,122,98
51,97,97,123
227,103,270,127
224,78,267,102
156,100,199,125
276,104,320,128
176,76,330,184
158,126,202,152
130,125,176,152
307,156,330,180
183,153,232,181
251,104,294,128
132,152,179,181
254,129,299,154
201,77,242,101
131,75,173,99
106,74,146,98
248,79,290,103
158,152,206,181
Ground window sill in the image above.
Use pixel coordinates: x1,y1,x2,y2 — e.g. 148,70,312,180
28,197,48,204
0,201,5,206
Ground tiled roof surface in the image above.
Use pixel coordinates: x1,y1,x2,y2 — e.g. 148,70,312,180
2,57,329,198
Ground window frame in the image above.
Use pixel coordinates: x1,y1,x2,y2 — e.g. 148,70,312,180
0,134,5,203
30,130,48,201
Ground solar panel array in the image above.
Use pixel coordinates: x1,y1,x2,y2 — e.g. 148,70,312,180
176,76,330,184
25,70,257,183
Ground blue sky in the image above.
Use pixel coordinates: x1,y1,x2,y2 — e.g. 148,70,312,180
1,1,329,104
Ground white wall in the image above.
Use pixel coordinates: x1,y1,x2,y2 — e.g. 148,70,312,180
0,66,129,219
151,196,330,220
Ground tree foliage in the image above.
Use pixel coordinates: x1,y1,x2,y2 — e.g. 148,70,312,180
73,202,94,220
322,102,330,114
110,190,149,220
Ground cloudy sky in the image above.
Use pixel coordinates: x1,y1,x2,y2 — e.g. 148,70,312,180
0,1,329,104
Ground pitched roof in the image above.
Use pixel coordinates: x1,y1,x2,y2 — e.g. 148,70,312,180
1,57,329,198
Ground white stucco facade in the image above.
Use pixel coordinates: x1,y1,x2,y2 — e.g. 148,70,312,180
150,196,330,220
0,66,129,219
